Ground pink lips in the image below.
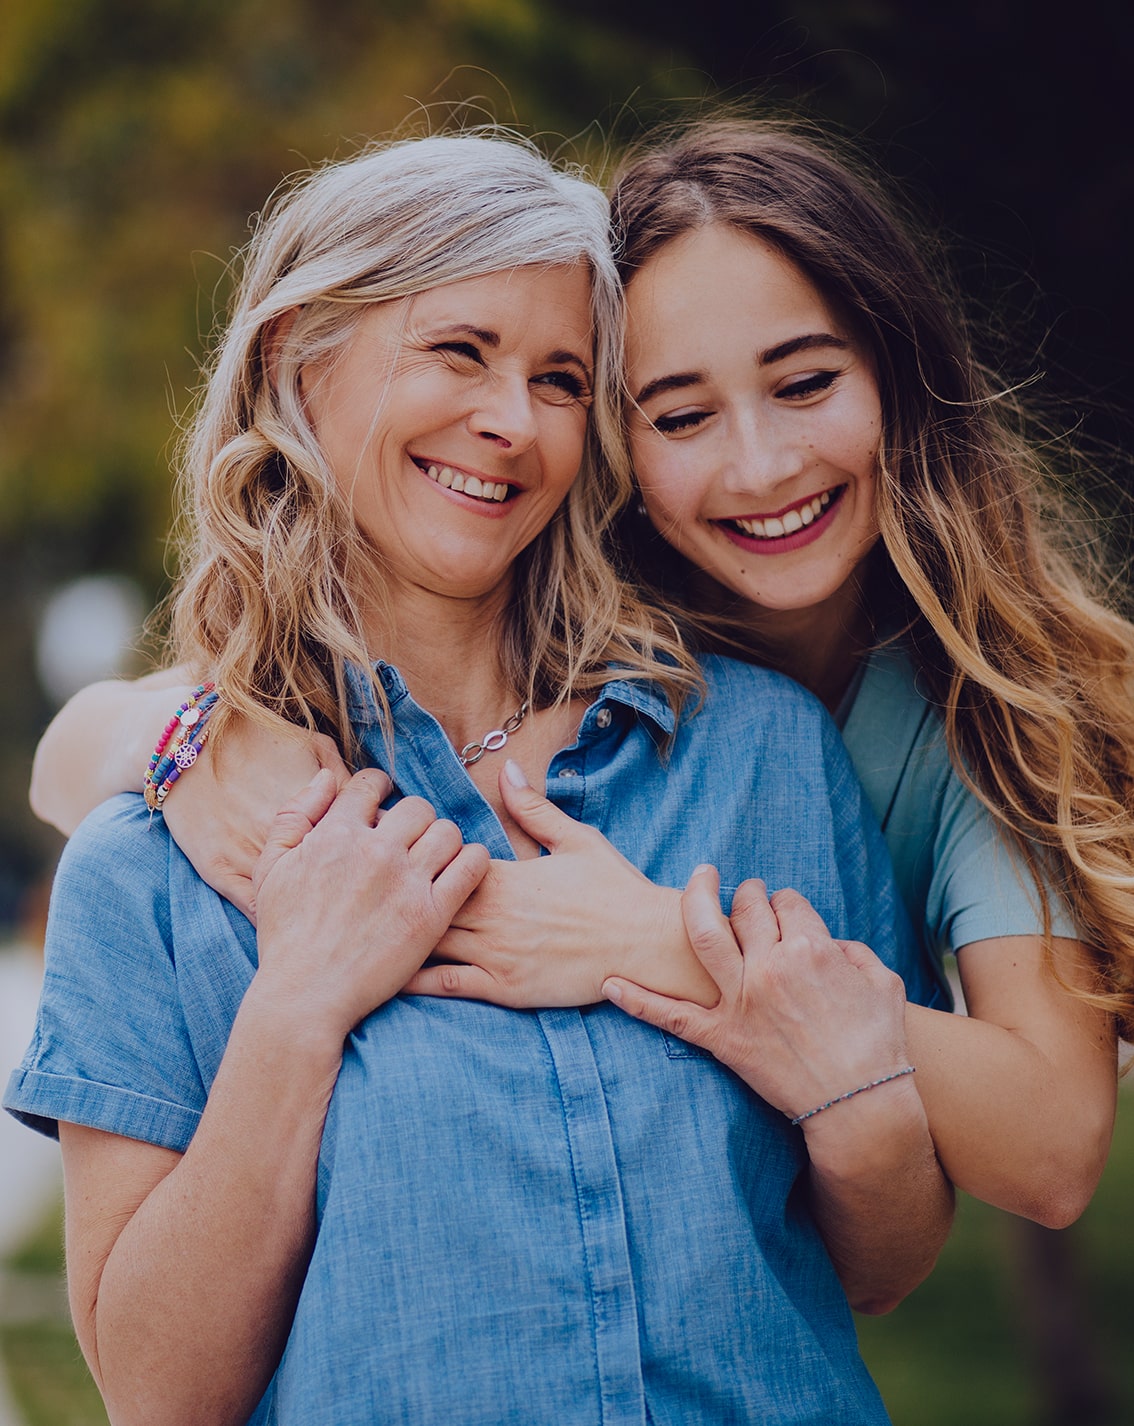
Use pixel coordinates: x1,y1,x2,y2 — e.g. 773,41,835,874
715,486,845,556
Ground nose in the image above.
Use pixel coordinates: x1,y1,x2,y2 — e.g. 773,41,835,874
720,406,807,498
469,373,538,453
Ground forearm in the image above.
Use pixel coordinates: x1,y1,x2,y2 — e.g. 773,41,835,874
803,1077,954,1314
31,669,194,833
904,998,1115,1225
70,985,342,1426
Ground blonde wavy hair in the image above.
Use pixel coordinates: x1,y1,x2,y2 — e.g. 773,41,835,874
169,130,700,762
608,118,1134,1037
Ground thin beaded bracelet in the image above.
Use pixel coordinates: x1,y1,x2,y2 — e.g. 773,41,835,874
789,1066,916,1126
143,683,218,812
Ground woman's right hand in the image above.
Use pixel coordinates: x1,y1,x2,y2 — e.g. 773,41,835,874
162,715,348,920
252,769,490,1038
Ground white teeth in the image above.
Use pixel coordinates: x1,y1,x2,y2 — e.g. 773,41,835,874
422,462,510,504
730,491,833,541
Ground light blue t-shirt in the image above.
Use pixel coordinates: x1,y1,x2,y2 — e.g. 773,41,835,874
838,643,1077,971
6,656,942,1426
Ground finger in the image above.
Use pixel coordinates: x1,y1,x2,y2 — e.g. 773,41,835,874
768,887,839,944
834,938,886,974
679,865,744,992
372,792,437,844
312,732,355,792
728,879,781,955
431,842,491,917
439,859,513,930
498,760,587,853
601,977,716,1049
407,817,464,875
404,961,515,1005
329,767,401,829
254,767,339,892
433,925,482,959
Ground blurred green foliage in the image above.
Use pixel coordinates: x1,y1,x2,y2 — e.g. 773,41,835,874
0,0,700,920
0,0,1130,922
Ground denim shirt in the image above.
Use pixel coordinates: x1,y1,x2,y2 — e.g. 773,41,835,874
6,655,938,1425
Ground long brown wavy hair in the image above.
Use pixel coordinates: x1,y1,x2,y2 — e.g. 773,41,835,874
168,131,701,764
608,117,1134,1037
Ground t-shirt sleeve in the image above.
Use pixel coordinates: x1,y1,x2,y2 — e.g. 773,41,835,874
926,759,1079,954
4,795,207,1149
840,645,1079,963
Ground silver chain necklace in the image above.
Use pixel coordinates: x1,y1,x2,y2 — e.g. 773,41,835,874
457,701,530,767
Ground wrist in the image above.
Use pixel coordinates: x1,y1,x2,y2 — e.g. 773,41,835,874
628,885,720,1007
800,1075,932,1180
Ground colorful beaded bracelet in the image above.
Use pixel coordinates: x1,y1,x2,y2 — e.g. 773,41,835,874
143,683,218,813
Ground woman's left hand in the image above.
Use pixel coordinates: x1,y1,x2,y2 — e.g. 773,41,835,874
403,766,719,1008
602,866,912,1124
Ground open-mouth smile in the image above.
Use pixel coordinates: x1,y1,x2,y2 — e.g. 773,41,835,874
713,486,846,553
416,458,514,505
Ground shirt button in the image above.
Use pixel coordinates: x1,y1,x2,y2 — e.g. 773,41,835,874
557,767,580,778
596,708,612,729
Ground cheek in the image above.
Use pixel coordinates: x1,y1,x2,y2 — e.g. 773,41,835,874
634,446,702,526
543,409,588,483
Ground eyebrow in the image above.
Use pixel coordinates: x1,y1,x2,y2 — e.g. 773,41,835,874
633,332,849,406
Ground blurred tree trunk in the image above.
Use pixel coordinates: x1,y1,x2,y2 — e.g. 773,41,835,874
1008,1218,1117,1426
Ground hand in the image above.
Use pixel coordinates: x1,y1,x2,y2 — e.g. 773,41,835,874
162,717,350,920
403,761,718,1008
602,867,913,1127
252,769,490,1037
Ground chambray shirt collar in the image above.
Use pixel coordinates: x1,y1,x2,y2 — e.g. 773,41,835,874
344,661,676,742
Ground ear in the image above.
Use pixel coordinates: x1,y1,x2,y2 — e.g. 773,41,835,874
260,308,301,393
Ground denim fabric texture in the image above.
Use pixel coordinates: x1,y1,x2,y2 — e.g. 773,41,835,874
6,655,939,1425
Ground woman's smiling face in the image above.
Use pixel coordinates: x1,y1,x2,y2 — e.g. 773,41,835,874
625,223,883,622
301,263,594,616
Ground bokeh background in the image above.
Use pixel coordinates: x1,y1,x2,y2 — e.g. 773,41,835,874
1,1,1133,1423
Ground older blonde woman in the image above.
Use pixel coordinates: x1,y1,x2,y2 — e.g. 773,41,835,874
6,132,947,1426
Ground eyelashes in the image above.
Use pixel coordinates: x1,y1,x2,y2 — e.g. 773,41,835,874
647,369,842,436
779,370,839,399
432,343,590,403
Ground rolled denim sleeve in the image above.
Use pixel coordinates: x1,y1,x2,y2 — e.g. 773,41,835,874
5,795,207,1149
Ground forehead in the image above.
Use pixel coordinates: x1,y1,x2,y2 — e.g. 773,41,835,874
625,224,838,367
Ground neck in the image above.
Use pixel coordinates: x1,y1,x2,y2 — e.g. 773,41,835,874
362,579,525,749
690,568,873,714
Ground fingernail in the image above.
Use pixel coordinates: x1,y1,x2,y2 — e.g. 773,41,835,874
602,979,623,1004
693,864,713,876
503,758,530,789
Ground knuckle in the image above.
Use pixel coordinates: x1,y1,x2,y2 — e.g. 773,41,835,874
662,1006,695,1038
438,965,464,994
